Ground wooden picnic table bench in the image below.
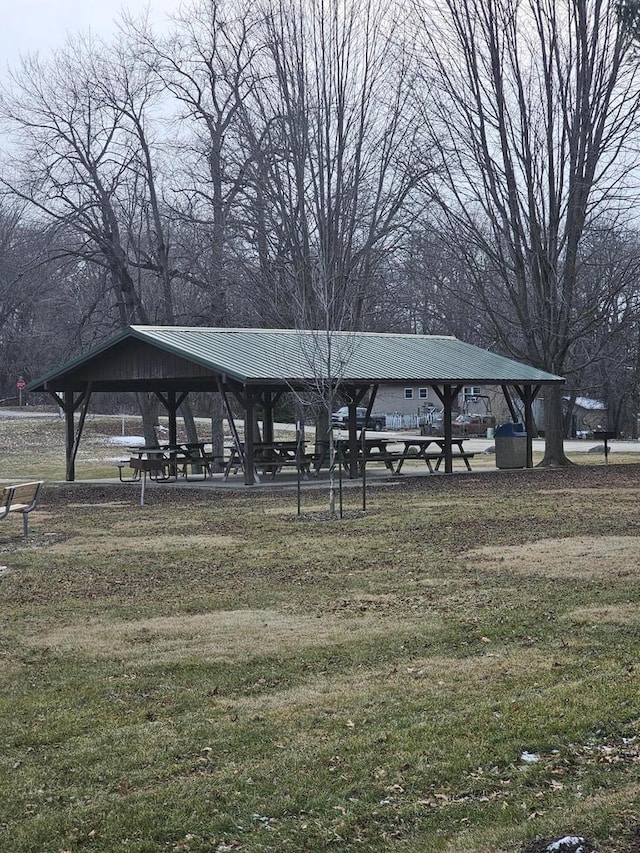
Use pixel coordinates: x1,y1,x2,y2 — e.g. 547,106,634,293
118,443,213,482
432,452,475,471
0,481,44,537
118,453,171,482
335,438,401,475
128,457,171,477
395,437,475,473
223,441,311,480
161,443,209,479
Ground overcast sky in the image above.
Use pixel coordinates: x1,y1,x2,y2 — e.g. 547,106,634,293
0,0,178,81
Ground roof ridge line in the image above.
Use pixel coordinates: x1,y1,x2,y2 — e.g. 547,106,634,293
131,325,457,340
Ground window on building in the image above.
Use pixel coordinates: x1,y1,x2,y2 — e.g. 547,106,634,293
419,388,428,399
404,388,413,399
463,386,481,401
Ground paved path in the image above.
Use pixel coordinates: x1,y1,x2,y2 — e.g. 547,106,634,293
462,437,640,454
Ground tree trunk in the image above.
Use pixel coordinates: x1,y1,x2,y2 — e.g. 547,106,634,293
137,392,160,446
539,385,572,467
179,400,199,444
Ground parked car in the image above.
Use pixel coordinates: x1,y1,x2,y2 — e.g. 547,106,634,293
331,406,386,431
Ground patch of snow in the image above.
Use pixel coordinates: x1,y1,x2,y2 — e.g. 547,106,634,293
109,436,145,446
546,837,587,853
574,397,606,411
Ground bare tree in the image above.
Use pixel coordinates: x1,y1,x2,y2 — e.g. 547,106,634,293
289,263,361,516
564,225,640,436
0,37,174,439
396,224,492,341
0,202,54,396
0,40,154,327
232,0,428,508
122,0,268,461
245,0,427,330
125,0,262,326
412,0,640,464
617,0,640,34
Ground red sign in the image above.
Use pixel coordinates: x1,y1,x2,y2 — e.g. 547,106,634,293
16,379,26,391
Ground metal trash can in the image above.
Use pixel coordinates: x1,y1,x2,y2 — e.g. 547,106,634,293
494,422,527,469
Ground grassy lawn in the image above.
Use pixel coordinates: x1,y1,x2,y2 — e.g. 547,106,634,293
0,412,639,852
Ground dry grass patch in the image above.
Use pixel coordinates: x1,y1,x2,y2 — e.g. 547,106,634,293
435,780,640,853
232,645,558,714
261,502,355,518
44,532,238,555
466,535,640,579
535,488,640,498
64,501,132,509
263,495,471,517
566,603,640,624
29,607,436,664
326,591,429,616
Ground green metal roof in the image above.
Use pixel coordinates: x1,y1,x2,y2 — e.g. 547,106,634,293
29,325,564,390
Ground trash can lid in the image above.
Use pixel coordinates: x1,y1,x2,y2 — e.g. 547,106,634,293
495,422,526,436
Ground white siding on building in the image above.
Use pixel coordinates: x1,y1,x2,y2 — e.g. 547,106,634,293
374,384,440,417
373,384,513,428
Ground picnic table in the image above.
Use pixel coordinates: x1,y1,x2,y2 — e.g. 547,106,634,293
223,440,309,480
394,436,474,473
121,442,209,482
315,435,474,476
335,437,399,474
163,442,208,478
119,436,475,482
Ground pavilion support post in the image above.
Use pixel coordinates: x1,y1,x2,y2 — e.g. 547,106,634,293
430,384,463,473
155,390,188,448
244,388,257,485
366,385,379,416
64,391,75,481
210,392,225,472
501,385,520,422
217,378,246,473
168,391,178,448
342,386,370,479
262,392,275,445
53,386,92,481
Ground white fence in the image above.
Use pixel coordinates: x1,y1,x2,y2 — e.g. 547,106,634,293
384,412,443,431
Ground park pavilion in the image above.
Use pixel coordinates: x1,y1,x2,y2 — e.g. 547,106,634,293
27,325,564,483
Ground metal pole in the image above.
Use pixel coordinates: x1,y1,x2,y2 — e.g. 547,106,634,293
338,441,343,519
296,424,302,516
361,429,366,512
140,469,147,506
